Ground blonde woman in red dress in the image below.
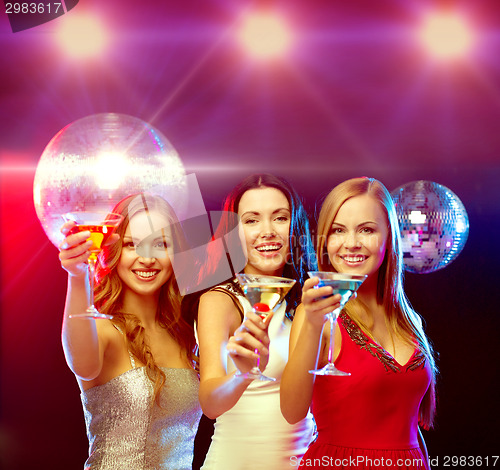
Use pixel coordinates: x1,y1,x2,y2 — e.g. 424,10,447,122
281,177,437,469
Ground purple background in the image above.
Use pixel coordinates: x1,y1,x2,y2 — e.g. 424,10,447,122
1,1,499,468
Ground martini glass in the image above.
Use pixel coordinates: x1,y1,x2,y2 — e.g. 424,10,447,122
235,273,296,381
308,271,367,376
63,211,123,319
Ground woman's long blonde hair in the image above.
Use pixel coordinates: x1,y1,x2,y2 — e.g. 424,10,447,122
316,177,437,429
94,193,197,405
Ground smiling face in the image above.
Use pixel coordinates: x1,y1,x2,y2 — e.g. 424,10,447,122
117,209,174,300
327,194,389,280
237,187,291,277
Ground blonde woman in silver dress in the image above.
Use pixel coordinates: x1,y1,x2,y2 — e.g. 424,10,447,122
59,194,201,469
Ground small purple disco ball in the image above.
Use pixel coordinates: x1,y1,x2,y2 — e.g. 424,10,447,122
391,181,469,274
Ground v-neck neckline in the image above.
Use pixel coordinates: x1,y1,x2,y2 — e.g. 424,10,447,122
362,330,417,368
340,312,423,372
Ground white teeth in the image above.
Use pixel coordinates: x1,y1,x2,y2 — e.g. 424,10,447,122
343,256,364,263
134,271,157,278
256,245,281,252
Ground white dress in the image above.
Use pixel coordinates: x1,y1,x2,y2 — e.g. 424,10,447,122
201,282,315,470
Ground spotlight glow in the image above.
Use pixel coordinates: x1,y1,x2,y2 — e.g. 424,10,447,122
94,152,129,190
55,13,109,59
418,13,475,60
238,12,292,60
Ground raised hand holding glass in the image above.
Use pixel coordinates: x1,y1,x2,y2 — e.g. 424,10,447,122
308,271,366,376
63,211,123,319
235,273,296,381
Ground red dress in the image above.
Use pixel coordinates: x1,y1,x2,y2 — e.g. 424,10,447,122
301,313,431,469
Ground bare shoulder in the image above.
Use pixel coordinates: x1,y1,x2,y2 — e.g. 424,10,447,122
199,289,241,316
290,303,306,331
289,303,305,349
198,289,242,336
294,302,306,320
95,318,123,342
77,320,131,390
94,319,131,359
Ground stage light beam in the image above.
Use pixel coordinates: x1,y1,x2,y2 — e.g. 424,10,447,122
418,13,475,60
238,12,292,60
55,13,109,59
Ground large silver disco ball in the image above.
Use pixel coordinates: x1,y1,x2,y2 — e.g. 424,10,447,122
391,180,469,274
33,113,187,247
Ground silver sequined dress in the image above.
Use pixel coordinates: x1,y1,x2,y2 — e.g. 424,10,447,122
81,363,201,470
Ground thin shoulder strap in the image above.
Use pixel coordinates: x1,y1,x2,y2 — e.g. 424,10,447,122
112,324,136,369
210,286,244,321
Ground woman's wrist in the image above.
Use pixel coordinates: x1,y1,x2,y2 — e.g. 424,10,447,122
231,370,254,386
303,312,328,332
